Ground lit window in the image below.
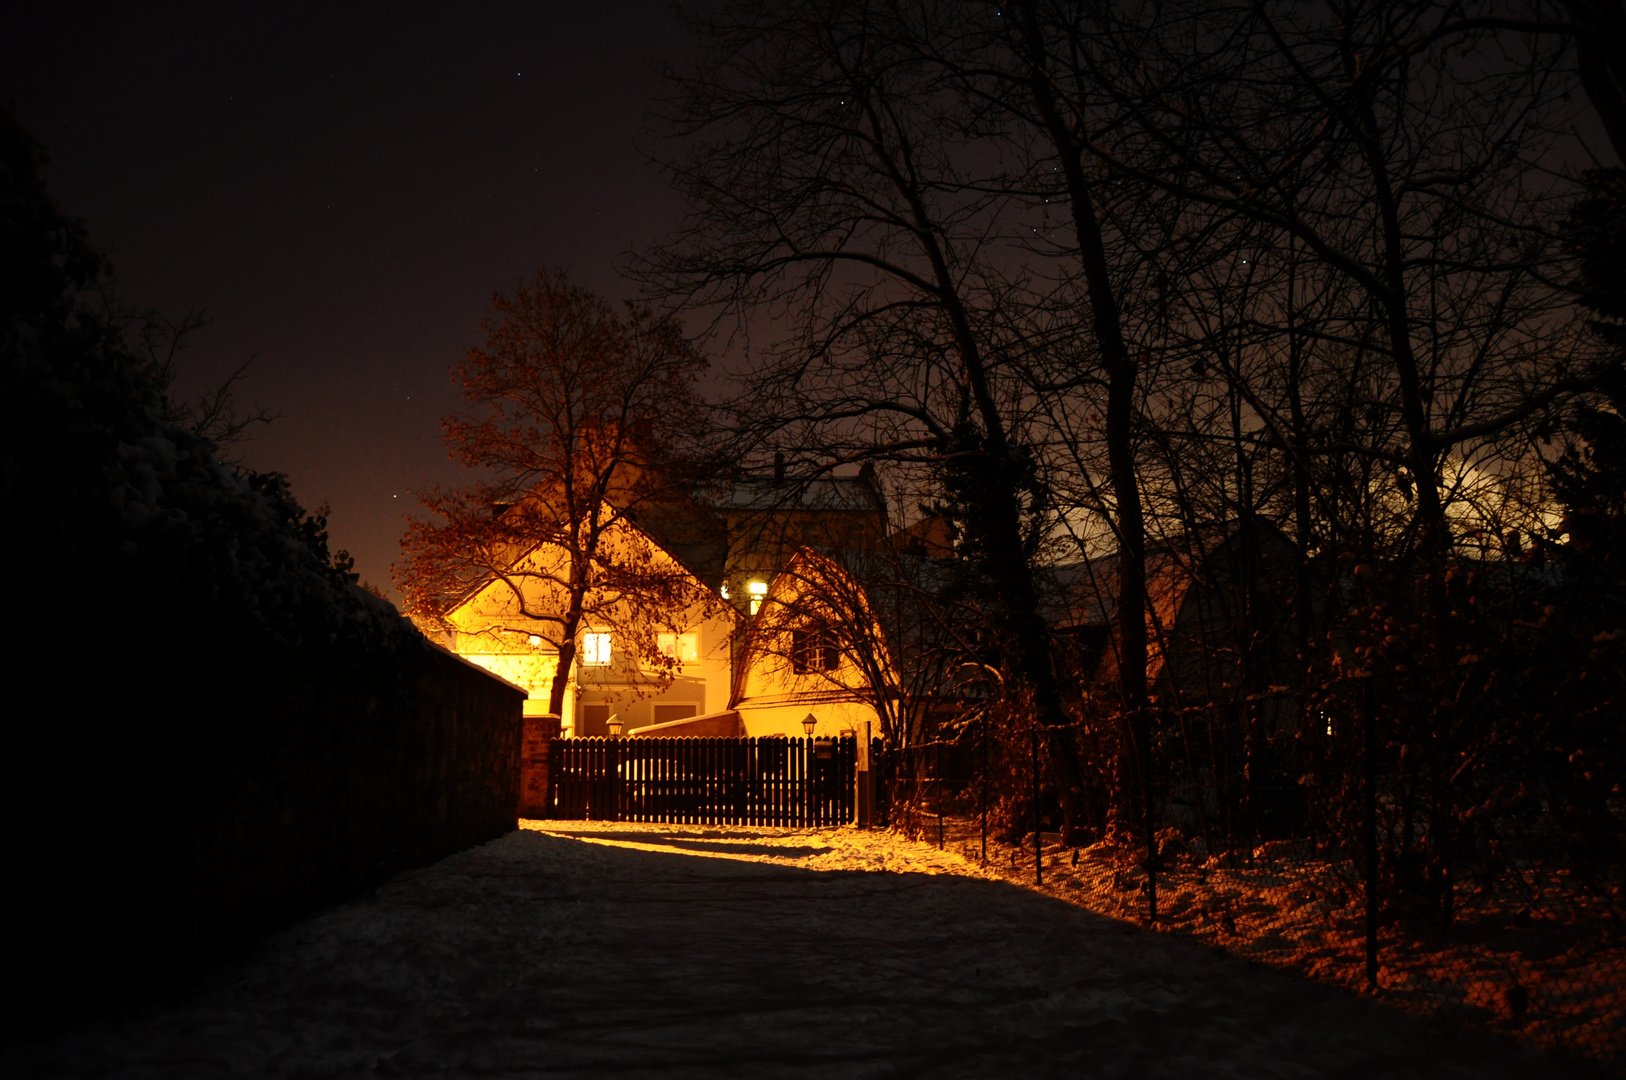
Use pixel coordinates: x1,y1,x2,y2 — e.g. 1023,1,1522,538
581,632,612,666
658,632,700,663
748,580,767,616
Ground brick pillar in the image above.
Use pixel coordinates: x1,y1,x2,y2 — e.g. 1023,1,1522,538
519,713,562,818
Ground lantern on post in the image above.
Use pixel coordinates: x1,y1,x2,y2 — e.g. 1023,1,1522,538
606,713,623,738
801,713,818,826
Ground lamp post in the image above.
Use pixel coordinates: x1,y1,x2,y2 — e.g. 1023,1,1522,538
606,713,623,738
801,713,817,826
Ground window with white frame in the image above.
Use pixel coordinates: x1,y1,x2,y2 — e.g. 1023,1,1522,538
791,627,839,674
581,631,613,666
657,632,700,664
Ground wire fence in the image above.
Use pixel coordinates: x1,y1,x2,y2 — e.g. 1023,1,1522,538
878,729,1626,1073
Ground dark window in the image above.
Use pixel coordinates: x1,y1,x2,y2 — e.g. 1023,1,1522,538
653,703,699,725
791,628,839,673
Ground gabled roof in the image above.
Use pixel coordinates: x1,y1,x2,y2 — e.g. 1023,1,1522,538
615,493,727,589
1036,550,1204,637
443,497,728,622
1056,524,1302,689
1038,523,1301,627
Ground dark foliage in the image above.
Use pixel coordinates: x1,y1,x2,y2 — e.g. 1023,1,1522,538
0,109,515,1033
1556,168,1626,567
1569,169,1626,329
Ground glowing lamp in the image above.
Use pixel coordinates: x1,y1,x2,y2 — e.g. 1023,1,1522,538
606,713,623,737
801,712,817,737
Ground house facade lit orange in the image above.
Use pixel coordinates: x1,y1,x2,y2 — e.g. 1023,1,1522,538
436,504,738,737
434,493,893,742
731,548,897,739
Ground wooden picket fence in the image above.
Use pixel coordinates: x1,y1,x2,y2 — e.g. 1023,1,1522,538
549,735,858,826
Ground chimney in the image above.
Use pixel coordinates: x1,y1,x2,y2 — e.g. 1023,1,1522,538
773,452,786,483
857,461,882,509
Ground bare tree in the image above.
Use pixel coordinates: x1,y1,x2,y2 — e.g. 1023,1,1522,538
642,1,1100,839
1074,1,1601,583
1560,0,1626,161
399,269,719,714
747,548,910,739
125,309,282,454
1013,0,1626,910
644,0,1617,874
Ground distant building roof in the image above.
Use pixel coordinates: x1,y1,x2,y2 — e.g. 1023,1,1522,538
707,474,886,514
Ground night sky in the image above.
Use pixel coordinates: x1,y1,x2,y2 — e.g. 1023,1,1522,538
2,2,687,598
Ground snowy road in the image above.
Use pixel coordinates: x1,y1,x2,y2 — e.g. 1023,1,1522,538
7,822,1587,1078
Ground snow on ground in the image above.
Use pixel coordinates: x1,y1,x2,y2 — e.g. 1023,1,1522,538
4,821,1595,1078
898,811,1626,1065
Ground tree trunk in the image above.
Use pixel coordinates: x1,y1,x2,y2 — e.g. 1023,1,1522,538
976,468,1091,842
1344,75,1453,650
875,68,1093,844
549,565,592,718
548,629,579,718
939,396,1090,839
1565,0,1626,162
1015,1,1151,840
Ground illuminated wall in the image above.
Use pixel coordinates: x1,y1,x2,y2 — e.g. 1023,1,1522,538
441,504,740,737
733,552,889,739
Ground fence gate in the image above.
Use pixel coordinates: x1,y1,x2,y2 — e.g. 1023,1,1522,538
549,735,857,826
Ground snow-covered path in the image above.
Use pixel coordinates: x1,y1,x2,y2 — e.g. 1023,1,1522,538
8,822,1584,1078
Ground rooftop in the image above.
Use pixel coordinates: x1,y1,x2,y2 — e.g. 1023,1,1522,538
707,473,887,514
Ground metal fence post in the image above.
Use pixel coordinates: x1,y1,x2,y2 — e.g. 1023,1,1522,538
1033,722,1043,887
980,712,989,865
1364,673,1379,988
1143,705,1157,925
